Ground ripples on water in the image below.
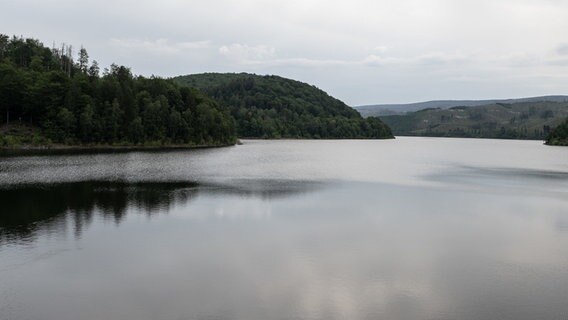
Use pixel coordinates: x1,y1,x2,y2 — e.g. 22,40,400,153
0,138,567,320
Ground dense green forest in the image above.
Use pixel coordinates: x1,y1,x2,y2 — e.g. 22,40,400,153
173,73,393,139
0,35,236,147
546,118,568,146
380,101,568,140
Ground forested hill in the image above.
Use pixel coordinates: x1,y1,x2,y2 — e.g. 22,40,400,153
380,101,568,140
0,35,236,147
173,73,393,139
356,96,568,116
546,118,568,146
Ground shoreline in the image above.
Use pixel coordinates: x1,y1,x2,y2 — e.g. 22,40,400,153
238,136,395,140
0,141,238,156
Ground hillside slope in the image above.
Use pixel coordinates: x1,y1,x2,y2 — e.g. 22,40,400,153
356,96,568,116
173,73,393,139
380,101,568,140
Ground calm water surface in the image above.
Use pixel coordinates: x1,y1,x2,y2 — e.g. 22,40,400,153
1,137,567,320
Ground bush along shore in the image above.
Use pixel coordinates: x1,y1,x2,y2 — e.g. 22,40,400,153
0,122,237,151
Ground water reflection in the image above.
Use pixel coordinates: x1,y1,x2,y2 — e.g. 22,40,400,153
0,180,323,245
453,166,568,181
0,181,197,244
1,139,568,320
2,180,566,320
425,165,568,198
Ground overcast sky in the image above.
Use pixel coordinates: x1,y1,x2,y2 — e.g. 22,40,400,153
2,0,568,105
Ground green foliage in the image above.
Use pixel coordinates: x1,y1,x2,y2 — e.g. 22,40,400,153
0,122,50,147
173,73,393,139
381,101,568,140
545,118,568,146
0,35,236,146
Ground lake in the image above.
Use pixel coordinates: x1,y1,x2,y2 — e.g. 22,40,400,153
1,137,567,320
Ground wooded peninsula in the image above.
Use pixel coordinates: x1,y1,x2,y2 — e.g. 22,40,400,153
0,35,393,149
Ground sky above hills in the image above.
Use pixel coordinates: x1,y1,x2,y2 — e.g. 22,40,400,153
2,0,568,105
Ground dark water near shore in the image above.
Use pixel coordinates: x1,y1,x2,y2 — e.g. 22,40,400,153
1,138,567,320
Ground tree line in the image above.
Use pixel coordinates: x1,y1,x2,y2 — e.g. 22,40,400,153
0,35,236,146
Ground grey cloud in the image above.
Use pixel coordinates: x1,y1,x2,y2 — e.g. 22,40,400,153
219,51,471,68
218,44,276,62
110,39,212,55
2,0,568,104
547,58,568,66
556,44,568,56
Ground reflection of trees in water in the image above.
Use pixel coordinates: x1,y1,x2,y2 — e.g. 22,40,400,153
0,179,323,245
0,181,199,244
204,179,323,200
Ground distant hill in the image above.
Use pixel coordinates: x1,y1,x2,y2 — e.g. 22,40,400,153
380,101,568,140
546,118,568,146
173,73,393,139
356,96,568,117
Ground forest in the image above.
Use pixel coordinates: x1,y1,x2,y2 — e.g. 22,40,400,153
379,102,568,140
546,118,568,146
0,35,236,147
173,73,393,139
